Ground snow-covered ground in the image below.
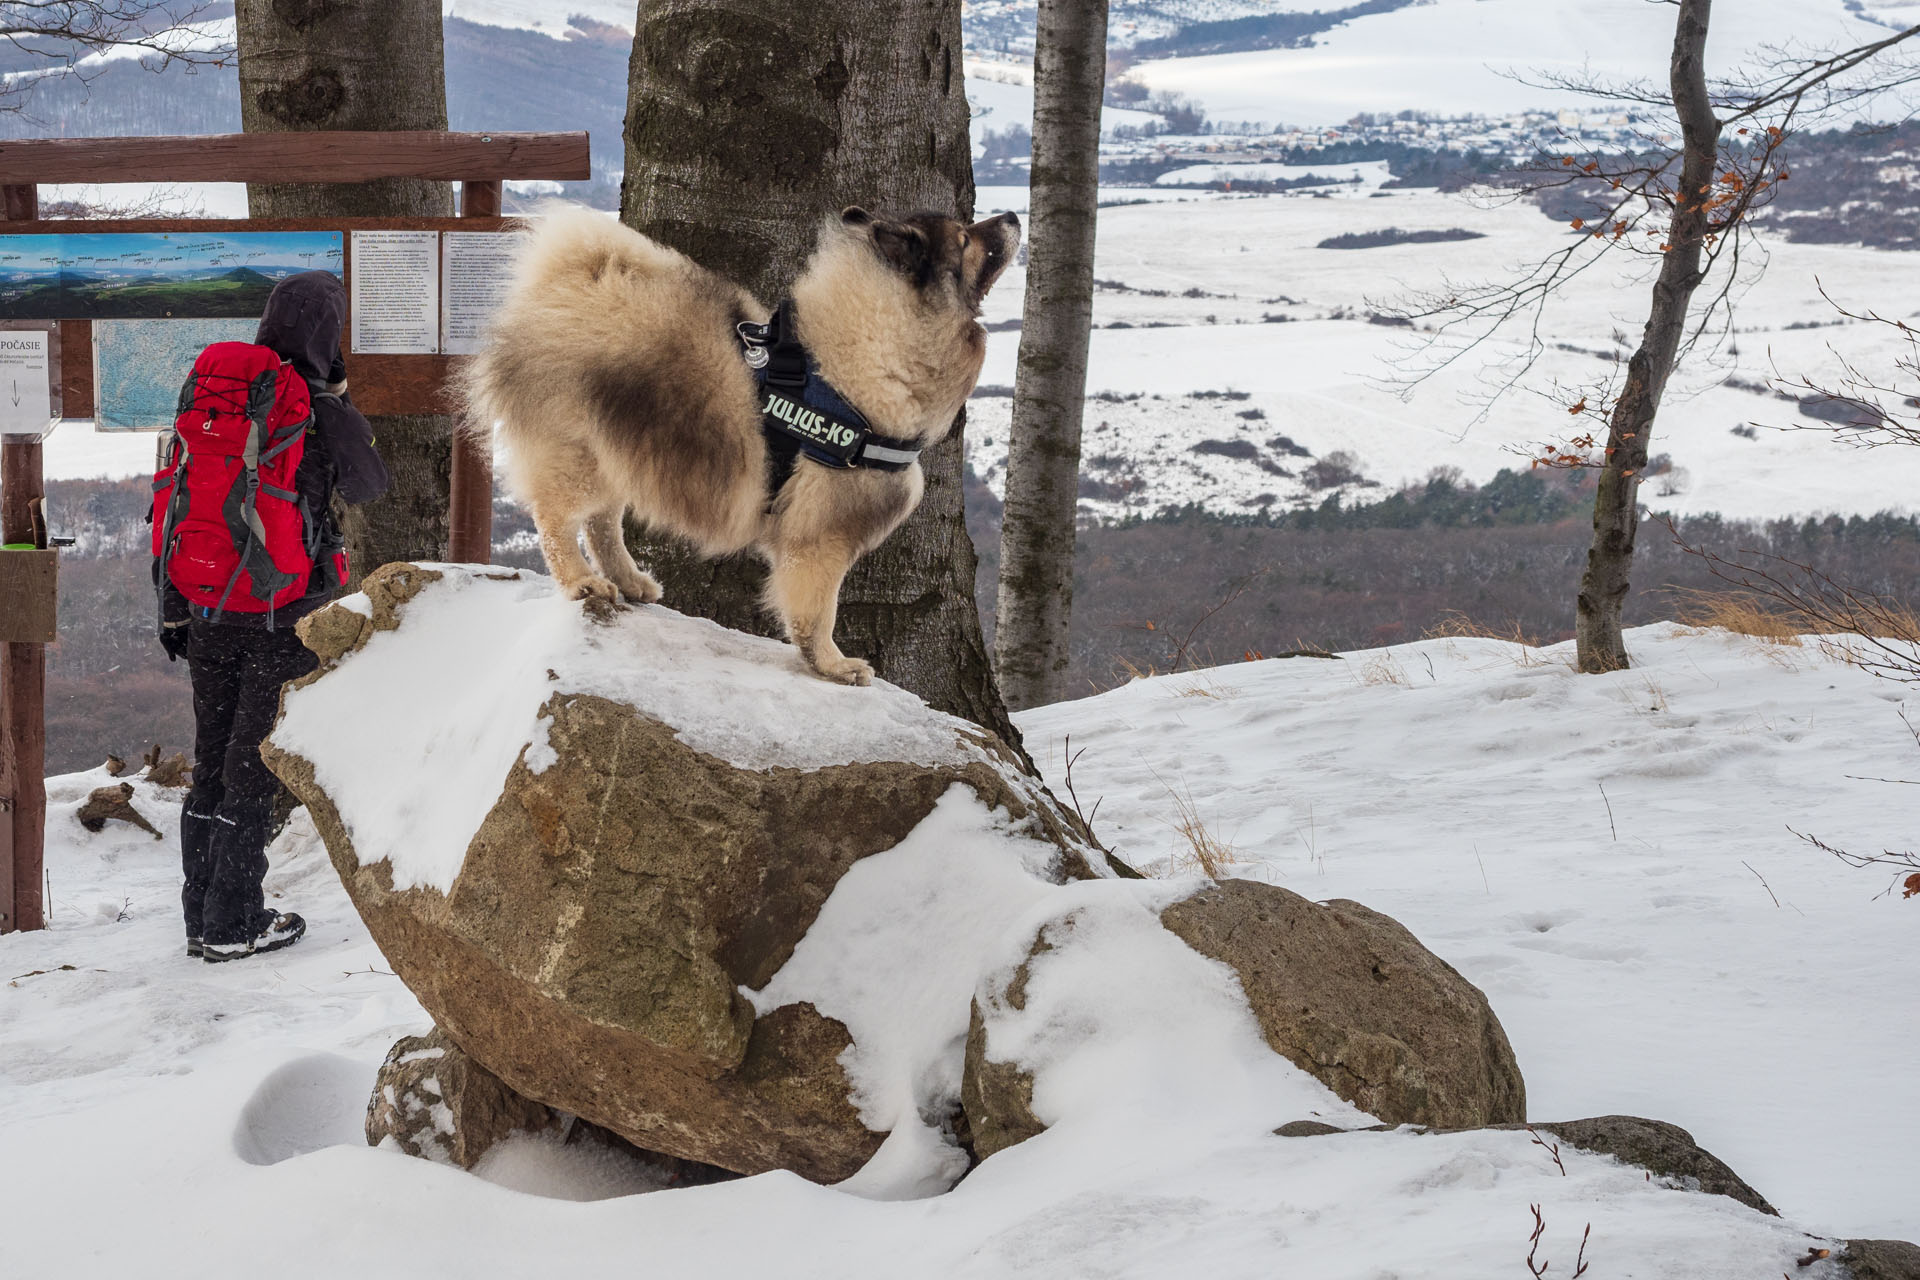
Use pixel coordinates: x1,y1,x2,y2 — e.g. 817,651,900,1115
1,622,1913,1275
1127,0,1907,130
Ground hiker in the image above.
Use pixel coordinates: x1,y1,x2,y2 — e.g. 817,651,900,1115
152,271,389,963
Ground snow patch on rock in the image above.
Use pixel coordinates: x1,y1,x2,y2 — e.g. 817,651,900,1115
269,566,978,893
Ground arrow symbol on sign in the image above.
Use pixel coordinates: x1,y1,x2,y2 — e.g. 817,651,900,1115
9,379,17,407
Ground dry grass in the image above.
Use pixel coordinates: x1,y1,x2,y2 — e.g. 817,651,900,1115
1357,653,1412,687
1424,612,1553,668
1158,777,1236,879
1169,669,1238,700
1424,611,1545,646
1666,587,1810,645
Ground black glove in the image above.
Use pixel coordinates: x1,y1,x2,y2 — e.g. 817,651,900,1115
154,559,192,662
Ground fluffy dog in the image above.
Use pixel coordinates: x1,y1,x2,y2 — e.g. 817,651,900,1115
459,204,1020,685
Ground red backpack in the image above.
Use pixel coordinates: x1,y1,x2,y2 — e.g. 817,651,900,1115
152,341,330,620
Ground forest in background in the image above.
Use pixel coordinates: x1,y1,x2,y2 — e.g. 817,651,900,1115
38,470,1920,770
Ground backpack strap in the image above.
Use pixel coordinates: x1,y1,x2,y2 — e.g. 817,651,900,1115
152,428,189,638
210,364,301,620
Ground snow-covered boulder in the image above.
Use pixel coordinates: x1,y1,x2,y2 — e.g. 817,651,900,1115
963,879,1526,1158
263,563,1121,1183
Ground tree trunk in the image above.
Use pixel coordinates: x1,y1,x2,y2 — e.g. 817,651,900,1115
1574,0,1719,673
993,0,1107,712
621,0,1022,746
234,0,455,579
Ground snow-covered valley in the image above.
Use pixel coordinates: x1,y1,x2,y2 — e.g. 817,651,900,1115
48,181,1920,528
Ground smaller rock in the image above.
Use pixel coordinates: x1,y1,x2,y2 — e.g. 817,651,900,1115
140,745,192,789
1273,1120,1347,1137
104,754,127,777
1841,1239,1920,1280
962,995,1044,1159
366,1028,554,1169
75,783,159,838
1522,1116,1775,1216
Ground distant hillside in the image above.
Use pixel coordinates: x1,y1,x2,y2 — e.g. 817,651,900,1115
0,15,627,210
1131,0,1423,57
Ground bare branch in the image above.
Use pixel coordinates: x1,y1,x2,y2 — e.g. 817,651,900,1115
0,1,234,116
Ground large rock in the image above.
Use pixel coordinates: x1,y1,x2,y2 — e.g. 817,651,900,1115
964,878,1526,1157
265,564,1118,1184
1160,881,1526,1129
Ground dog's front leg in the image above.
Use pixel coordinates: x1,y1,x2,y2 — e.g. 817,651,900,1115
766,544,871,686
532,503,618,605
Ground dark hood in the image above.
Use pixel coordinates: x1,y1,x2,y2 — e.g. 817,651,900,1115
255,270,348,384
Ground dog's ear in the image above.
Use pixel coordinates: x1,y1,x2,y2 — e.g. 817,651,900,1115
841,206,874,227
870,219,932,282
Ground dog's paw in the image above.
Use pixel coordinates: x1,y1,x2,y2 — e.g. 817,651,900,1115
814,656,874,687
616,571,663,605
565,574,620,605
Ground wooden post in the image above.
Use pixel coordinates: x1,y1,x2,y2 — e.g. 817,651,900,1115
448,177,501,565
3,177,45,933
1,439,47,933
460,178,502,218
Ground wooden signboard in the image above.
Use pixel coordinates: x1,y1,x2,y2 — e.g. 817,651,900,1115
6,215,520,420
0,131,588,933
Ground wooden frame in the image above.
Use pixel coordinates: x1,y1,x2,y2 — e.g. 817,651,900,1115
0,131,589,185
0,131,585,933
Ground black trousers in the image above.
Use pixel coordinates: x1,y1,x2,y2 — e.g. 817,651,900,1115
181,620,317,945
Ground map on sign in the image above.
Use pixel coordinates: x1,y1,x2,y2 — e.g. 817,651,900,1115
92,318,258,431
0,231,343,320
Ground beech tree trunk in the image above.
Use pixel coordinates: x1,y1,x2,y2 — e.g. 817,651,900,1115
622,0,1022,745
993,0,1107,711
1575,0,1719,673
234,0,455,580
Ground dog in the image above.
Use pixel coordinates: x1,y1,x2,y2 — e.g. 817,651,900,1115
458,204,1020,686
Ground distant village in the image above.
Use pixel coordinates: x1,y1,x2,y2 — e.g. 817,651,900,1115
1103,109,1671,168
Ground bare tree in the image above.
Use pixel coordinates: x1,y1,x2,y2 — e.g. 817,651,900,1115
233,0,456,578
1393,1,1920,673
619,0,1024,746
0,1,231,115
994,0,1108,712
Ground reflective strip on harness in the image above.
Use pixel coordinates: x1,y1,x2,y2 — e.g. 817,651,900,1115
739,300,923,488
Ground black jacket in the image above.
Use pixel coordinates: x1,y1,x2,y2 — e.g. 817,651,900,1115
161,271,391,633
256,271,391,513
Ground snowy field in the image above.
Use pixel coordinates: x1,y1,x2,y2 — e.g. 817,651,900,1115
964,183,1920,522
1127,0,1912,129
1,622,1914,1276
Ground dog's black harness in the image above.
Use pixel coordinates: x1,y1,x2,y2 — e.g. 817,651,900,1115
737,301,922,495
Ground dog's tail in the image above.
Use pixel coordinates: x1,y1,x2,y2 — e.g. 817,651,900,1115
453,202,666,445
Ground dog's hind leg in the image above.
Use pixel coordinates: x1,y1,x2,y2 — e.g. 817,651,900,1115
521,464,618,604
765,542,871,686
585,507,662,604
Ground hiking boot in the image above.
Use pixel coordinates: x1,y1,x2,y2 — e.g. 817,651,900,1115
186,935,203,958
202,912,306,963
